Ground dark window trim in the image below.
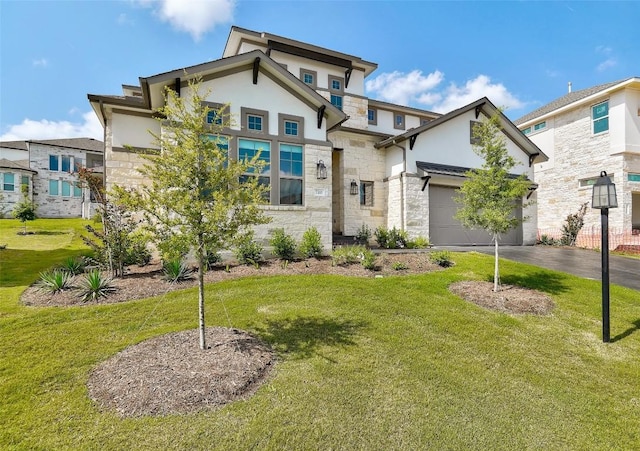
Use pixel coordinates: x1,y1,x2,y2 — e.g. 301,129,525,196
241,107,269,135
300,68,318,89
393,112,405,130
368,108,377,125
278,113,305,143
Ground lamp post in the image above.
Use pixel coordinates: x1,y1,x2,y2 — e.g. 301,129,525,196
591,171,618,343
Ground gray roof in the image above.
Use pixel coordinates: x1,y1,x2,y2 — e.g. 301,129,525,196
417,161,534,183
0,138,104,153
514,78,633,125
0,158,36,172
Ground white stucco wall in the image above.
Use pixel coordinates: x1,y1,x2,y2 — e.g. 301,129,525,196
111,113,159,149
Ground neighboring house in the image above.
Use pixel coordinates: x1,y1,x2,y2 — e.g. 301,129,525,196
88,26,546,249
0,138,104,218
515,77,640,245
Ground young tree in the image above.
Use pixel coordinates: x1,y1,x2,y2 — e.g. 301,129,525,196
115,77,271,350
455,113,532,292
13,184,37,234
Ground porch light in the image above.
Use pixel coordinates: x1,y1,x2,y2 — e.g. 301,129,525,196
591,171,618,343
350,179,358,195
316,160,327,179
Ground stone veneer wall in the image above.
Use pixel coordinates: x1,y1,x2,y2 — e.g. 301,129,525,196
535,103,626,232
386,174,429,239
329,131,386,237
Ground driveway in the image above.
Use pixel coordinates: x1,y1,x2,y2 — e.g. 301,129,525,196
439,246,640,292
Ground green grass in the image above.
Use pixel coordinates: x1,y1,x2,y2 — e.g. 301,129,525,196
1,220,639,450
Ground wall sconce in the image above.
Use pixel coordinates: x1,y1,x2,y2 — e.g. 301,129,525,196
350,179,358,195
316,160,327,179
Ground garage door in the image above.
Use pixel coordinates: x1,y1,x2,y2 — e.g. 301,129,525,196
429,185,522,246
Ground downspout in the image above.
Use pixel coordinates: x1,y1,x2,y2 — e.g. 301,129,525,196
392,143,407,230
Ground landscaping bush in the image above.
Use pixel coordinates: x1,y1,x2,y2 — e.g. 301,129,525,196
162,259,194,283
429,250,454,267
354,223,372,246
560,202,588,246
361,248,377,270
270,228,297,261
234,232,263,266
299,227,323,258
538,234,558,246
392,261,409,270
37,270,74,294
78,270,116,302
374,226,408,249
407,235,430,249
125,232,152,267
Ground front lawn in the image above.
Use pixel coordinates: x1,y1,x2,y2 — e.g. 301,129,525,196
1,219,639,449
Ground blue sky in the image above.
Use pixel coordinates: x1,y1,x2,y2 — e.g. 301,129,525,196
1,0,638,142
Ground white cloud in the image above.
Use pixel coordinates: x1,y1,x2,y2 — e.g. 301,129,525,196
117,13,134,26
0,112,102,141
595,45,617,72
137,0,235,41
365,70,523,114
365,70,444,106
433,75,524,113
32,58,48,67
597,58,617,72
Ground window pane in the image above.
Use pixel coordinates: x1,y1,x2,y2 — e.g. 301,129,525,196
280,144,303,177
21,176,29,185
303,73,313,84
534,121,546,131
239,139,270,174
49,180,59,195
284,121,298,136
280,179,302,205
3,173,14,191
396,115,403,126
594,117,609,134
74,183,82,197
368,109,375,121
332,79,341,90
61,155,71,172
62,181,71,197
248,115,262,131
331,95,342,110
49,155,59,171
593,102,608,119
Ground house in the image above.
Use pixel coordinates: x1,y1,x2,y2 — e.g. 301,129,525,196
515,77,640,245
88,26,546,249
0,138,104,218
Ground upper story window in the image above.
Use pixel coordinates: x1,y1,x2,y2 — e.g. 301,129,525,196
331,79,341,91
394,113,405,130
203,102,226,126
300,68,317,89
534,121,546,131
61,155,71,172
331,95,343,111
592,101,609,134
2,172,15,191
49,155,59,171
368,108,377,125
206,110,222,125
278,114,304,141
522,127,531,135
328,75,344,93
241,107,269,135
21,175,29,186
284,120,298,136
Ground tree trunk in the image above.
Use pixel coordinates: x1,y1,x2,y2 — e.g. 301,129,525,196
197,246,206,350
493,234,500,292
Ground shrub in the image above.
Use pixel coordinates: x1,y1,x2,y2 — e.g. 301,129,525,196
538,234,558,246
37,270,73,294
78,270,116,302
299,227,323,258
374,226,408,249
125,232,152,267
392,261,409,271
354,224,372,246
361,248,377,270
234,232,263,266
407,235,430,249
270,228,297,261
560,202,588,246
332,245,367,266
60,257,86,275
429,250,453,268
205,249,222,269
162,259,194,283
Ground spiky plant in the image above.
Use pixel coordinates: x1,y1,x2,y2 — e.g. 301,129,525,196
38,270,74,294
78,270,116,302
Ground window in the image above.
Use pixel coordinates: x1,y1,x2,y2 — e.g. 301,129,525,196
241,107,268,135
21,176,29,186
579,174,615,188
284,120,298,136
247,115,262,131
203,102,226,126
360,181,374,207
62,181,72,197
331,94,343,111
49,180,59,196
328,75,344,93
331,79,341,91
522,127,532,135
239,139,271,201
534,121,546,131
61,155,71,172
394,113,405,130
592,101,609,134
300,69,317,89
74,158,84,172
49,155,59,171
2,173,14,191
279,144,303,205
368,108,377,125
206,110,222,125
73,183,82,197
629,173,640,182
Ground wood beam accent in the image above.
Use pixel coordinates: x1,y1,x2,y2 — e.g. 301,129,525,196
317,105,326,129
345,68,353,88
475,104,483,119
267,40,353,70
409,134,418,150
175,78,181,97
253,57,261,84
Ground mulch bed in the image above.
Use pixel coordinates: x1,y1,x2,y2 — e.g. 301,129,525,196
449,280,555,315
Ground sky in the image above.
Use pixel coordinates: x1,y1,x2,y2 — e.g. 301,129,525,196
0,0,638,142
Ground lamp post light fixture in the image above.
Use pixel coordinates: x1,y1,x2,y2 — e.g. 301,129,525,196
316,160,327,180
591,171,618,343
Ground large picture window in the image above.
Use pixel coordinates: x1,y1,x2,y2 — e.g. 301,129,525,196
239,139,271,201
279,144,303,205
592,101,609,134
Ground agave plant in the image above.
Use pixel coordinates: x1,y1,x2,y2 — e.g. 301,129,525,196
78,270,116,302
60,256,86,275
162,259,194,283
38,270,74,294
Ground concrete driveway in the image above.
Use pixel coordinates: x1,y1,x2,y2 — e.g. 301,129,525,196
440,246,640,292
